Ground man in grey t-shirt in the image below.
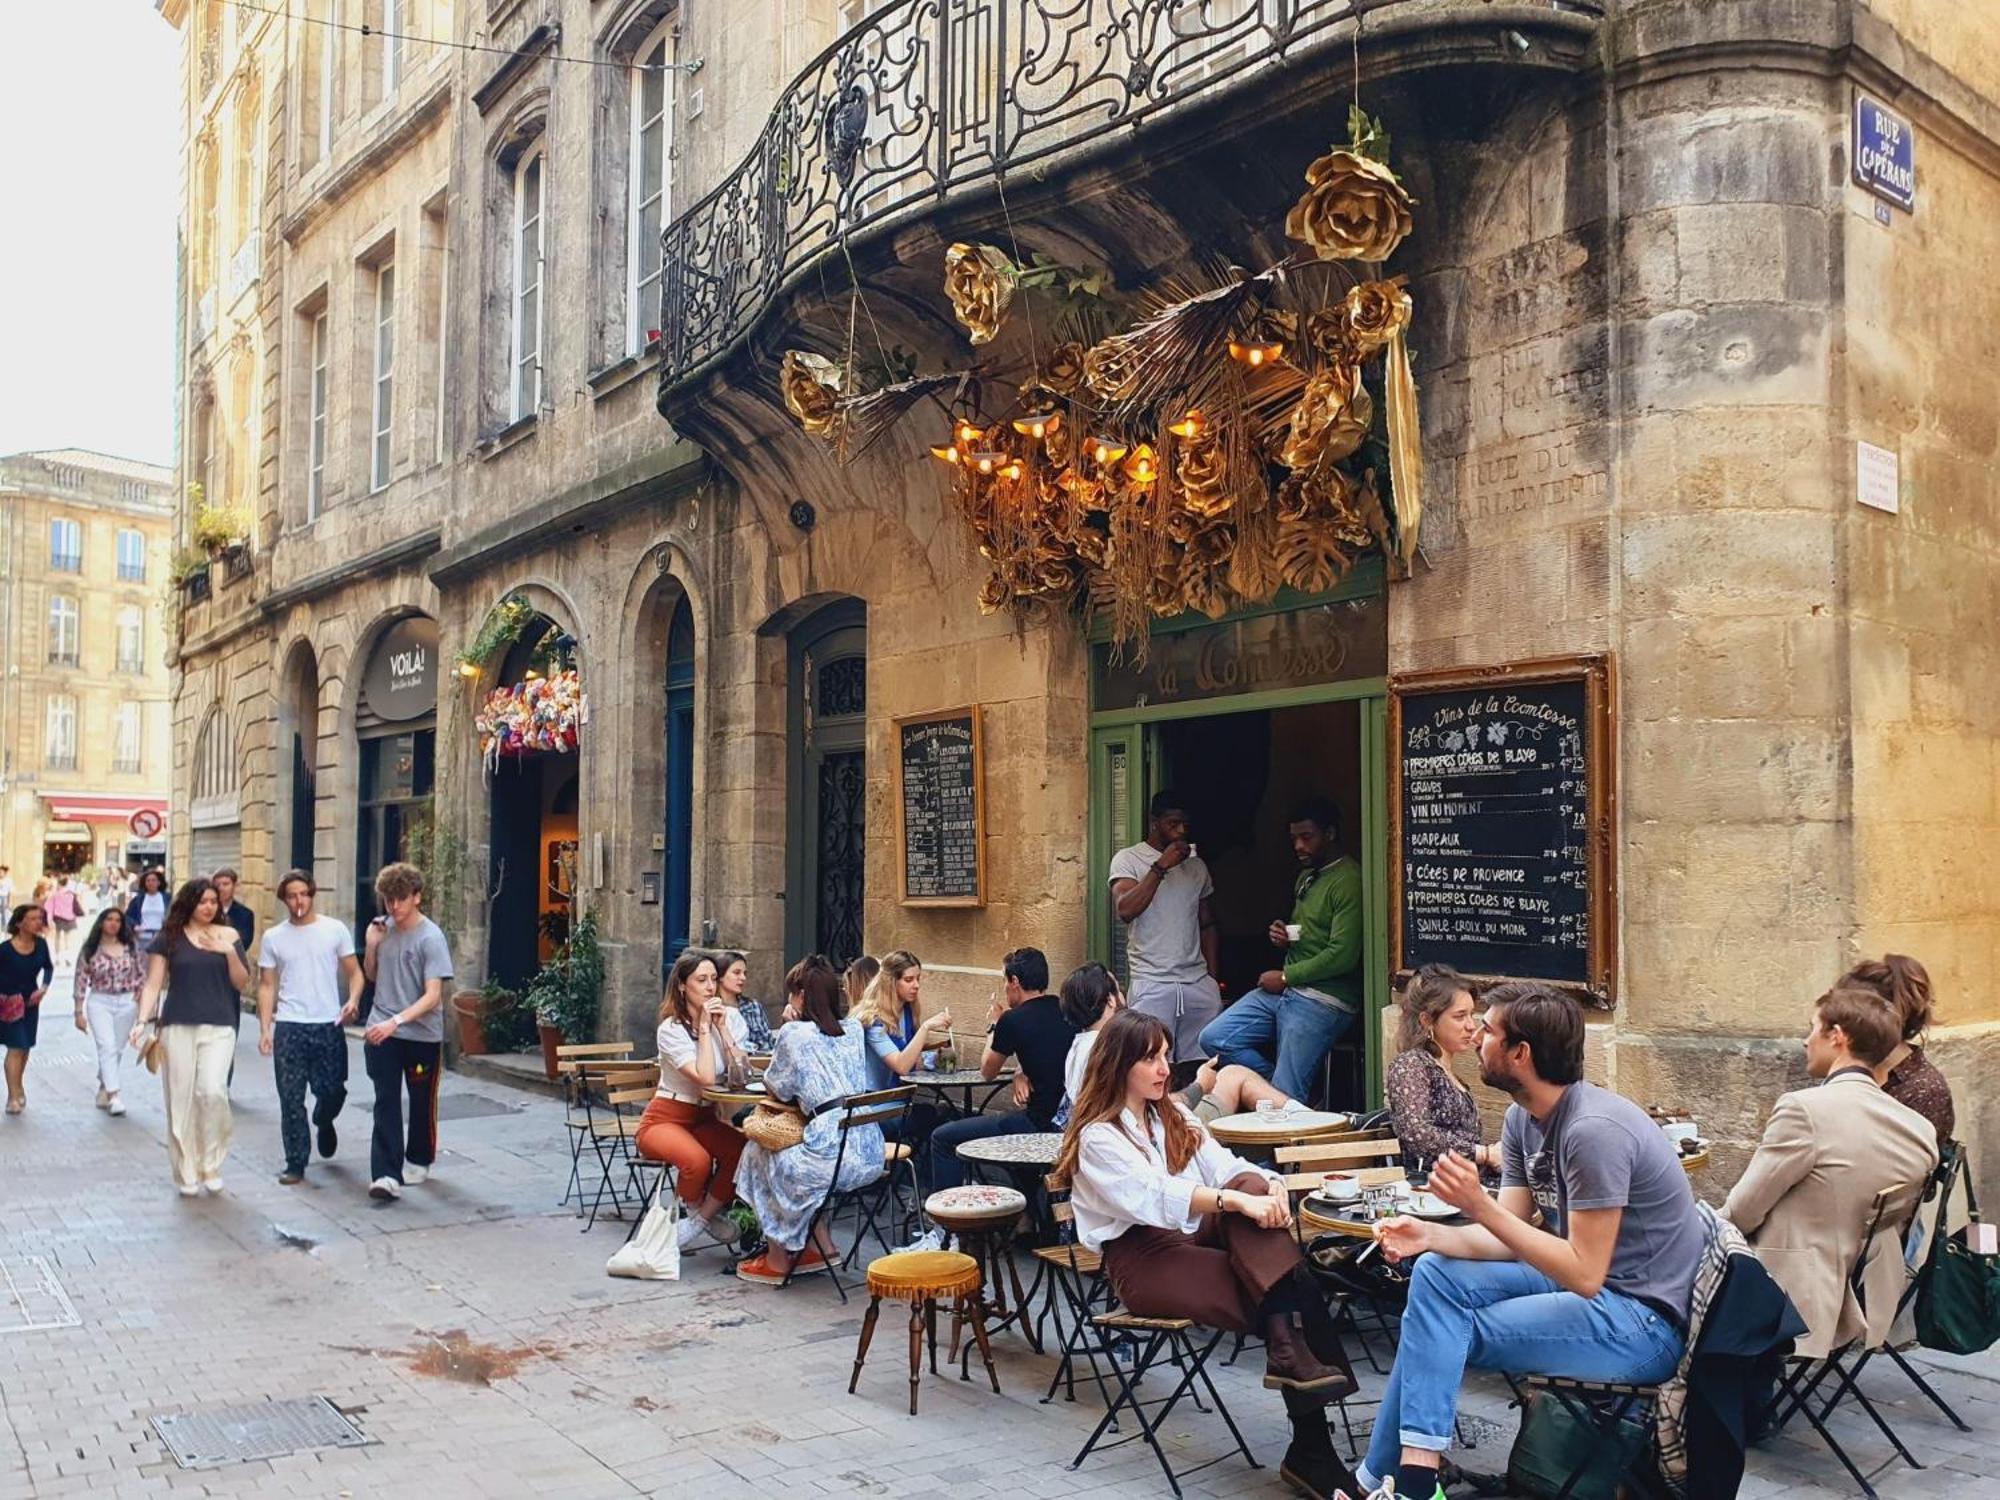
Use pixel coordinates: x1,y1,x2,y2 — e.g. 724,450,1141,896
349,861,453,1202
1353,983,1705,1500
1107,789,1221,1066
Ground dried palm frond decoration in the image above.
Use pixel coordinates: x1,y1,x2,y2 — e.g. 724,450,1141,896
771,108,1425,653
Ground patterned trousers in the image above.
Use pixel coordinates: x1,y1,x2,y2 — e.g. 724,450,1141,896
273,1021,349,1174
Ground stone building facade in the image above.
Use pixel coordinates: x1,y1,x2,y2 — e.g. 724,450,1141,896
163,0,2000,1182
0,451,174,880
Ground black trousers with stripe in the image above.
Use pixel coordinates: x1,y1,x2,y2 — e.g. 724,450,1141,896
364,1035,443,1183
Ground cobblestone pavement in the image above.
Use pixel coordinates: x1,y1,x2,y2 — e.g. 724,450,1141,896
2,1004,1996,1499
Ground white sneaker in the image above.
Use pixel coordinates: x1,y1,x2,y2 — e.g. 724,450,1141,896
369,1177,401,1201
676,1213,711,1251
96,1088,110,1109
176,1183,200,1198
107,1095,126,1117
201,1177,225,1195
894,1228,947,1255
404,1164,429,1185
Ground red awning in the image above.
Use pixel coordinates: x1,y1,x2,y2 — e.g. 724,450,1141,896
40,793,168,823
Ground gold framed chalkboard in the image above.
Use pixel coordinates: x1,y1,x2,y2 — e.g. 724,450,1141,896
894,704,987,907
1389,655,1616,1005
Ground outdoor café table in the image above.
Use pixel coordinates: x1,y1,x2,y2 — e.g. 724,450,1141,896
909,1065,1017,1118
1206,1108,1353,1156
952,1132,1064,1355
700,1080,769,1112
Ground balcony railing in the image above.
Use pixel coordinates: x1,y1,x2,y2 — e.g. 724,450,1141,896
659,0,1603,390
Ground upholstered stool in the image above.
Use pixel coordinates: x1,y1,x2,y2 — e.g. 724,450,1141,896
850,1250,999,1414
926,1184,1036,1359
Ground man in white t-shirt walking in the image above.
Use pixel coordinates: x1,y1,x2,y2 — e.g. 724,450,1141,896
257,868,364,1185
1108,789,1222,1072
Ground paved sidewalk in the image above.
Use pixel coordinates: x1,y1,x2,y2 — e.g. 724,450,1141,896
1,1010,1996,1499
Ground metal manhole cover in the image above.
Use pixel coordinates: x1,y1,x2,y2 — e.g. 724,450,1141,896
152,1397,373,1470
0,1255,81,1332
436,1092,520,1121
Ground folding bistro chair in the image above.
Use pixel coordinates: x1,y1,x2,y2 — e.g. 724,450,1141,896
1277,1133,1407,1372
593,1064,669,1232
1826,1143,1972,1433
783,1086,916,1303
555,1041,634,1210
1033,1175,1124,1411
1765,1184,1923,1499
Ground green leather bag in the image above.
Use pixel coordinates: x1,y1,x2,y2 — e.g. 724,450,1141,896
1915,1148,2000,1356
1506,1390,1648,1500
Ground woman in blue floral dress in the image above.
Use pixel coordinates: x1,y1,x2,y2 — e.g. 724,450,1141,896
736,954,884,1284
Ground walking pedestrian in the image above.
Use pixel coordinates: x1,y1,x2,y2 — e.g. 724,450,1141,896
126,868,169,950
352,862,452,1202
73,905,145,1115
211,868,255,1087
1,905,54,1114
44,875,81,963
257,869,363,1184
127,879,249,1195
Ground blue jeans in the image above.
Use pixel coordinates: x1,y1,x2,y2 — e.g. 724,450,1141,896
928,1109,1036,1195
1361,1255,1684,1482
1197,987,1355,1102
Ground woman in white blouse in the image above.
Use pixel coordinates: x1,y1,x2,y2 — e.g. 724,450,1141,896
1055,1010,1359,1492
637,951,749,1252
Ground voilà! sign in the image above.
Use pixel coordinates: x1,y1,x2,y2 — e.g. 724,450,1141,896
1853,94,1915,211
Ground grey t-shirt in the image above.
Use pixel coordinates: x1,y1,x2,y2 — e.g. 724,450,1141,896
1108,841,1213,985
367,916,453,1044
1500,1080,1706,1326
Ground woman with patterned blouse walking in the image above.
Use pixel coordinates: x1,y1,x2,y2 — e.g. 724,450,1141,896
73,905,146,1115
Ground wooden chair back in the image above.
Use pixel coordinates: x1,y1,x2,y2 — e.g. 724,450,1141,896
1275,1135,1404,1197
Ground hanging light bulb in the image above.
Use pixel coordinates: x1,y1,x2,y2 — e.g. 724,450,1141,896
1228,338,1284,368
1122,443,1159,485
954,419,984,448
1168,410,1206,440
929,443,962,465
1089,435,1129,467
1012,409,1061,441
969,450,1007,475
997,460,1025,482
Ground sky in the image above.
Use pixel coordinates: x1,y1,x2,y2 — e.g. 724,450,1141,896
0,4,180,467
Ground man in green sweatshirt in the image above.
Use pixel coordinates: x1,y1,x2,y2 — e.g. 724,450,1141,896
1197,795,1361,1103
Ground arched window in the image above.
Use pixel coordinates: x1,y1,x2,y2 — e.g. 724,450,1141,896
510,144,545,421
192,707,240,807
627,18,674,355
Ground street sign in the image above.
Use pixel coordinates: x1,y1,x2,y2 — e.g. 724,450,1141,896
129,808,164,839
1853,94,1915,211
1856,440,1901,514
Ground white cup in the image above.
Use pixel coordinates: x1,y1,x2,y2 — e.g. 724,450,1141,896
1321,1173,1360,1203
1284,923,1302,942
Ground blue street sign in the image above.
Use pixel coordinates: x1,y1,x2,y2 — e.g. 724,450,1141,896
1853,95,1915,211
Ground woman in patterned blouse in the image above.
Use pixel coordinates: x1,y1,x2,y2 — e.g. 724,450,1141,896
1384,963,1497,1176
1842,954,1955,1146
73,904,147,1115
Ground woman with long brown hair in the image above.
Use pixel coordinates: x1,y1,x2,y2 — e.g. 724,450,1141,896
636,950,748,1251
127,878,250,1194
1384,963,1496,1175
1055,1009,1356,1491
1842,954,1954,1145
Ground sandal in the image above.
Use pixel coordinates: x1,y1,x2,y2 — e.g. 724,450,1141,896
5,1098,23,1115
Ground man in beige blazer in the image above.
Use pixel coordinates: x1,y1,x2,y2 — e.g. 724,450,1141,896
1723,985,1940,1359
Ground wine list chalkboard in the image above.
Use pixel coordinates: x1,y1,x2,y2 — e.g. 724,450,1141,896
895,706,986,906
1390,658,1615,1000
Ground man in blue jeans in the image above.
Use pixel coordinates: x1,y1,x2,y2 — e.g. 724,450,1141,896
1354,984,1705,1500
1198,796,1361,1103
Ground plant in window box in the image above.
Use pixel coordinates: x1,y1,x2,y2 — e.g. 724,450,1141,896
525,908,602,1078
190,501,255,559
168,547,212,600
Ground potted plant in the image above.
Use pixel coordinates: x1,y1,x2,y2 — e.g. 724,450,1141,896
450,987,489,1055
190,498,255,559
480,982,536,1053
525,908,603,1079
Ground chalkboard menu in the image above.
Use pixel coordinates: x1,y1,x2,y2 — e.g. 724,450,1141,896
1390,657,1615,1002
895,706,986,906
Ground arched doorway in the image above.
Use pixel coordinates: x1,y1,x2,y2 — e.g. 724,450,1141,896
662,595,695,963
786,600,866,968
476,606,583,992
280,643,320,876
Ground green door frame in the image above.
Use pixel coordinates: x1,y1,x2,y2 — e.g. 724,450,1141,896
1087,655,1392,1104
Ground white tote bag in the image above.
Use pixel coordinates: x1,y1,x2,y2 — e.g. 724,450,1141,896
605,1187,681,1280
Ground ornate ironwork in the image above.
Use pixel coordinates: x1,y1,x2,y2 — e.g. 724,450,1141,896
816,655,868,719
659,0,1603,392
815,750,867,966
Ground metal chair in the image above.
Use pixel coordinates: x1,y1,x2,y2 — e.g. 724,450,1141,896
1515,1376,1658,1500
1032,1177,1124,1411
782,1085,916,1302
554,1042,634,1211
1068,1308,1259,1498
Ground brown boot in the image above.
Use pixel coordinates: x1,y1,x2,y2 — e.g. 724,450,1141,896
1264,1309,1357,1395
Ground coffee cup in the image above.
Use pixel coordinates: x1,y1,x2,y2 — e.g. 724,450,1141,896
1321,1173,1361,1203
1284,923,1302,942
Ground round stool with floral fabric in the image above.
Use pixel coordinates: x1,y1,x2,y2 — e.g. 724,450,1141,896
850,1250,999,1414
925,1184,1037,1361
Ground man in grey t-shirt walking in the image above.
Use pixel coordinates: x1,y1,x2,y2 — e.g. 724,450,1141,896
1354,983,1705,1500
1107,790,1222,1068
347,861,453,1202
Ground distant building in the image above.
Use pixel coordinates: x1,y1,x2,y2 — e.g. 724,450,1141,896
0,450,173,881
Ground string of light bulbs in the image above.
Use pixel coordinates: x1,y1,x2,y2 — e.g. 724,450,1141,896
214,0,704,75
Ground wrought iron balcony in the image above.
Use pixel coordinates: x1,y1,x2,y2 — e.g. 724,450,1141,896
658,0,1604,394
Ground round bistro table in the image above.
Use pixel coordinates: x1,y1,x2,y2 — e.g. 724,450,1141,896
1205,1109,1354,1154
910,1066,1017,1118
